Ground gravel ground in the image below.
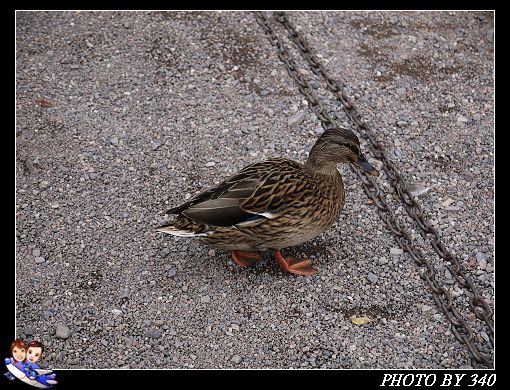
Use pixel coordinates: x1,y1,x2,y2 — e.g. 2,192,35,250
15,11,494,369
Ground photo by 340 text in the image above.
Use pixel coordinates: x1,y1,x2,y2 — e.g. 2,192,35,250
380,373,496,387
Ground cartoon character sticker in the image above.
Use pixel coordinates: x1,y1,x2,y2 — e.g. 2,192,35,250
4,338,57,388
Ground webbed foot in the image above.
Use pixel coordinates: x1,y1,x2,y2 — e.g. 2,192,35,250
274,250,318,276
230,251,262,267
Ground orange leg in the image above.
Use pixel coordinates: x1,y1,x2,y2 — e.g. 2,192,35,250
231,250,262,267
274,250,318,276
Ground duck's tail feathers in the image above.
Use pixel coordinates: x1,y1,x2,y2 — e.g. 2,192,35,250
155,224,210,237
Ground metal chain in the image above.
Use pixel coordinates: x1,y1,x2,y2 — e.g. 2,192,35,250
272,11,495,351
254,11,493,368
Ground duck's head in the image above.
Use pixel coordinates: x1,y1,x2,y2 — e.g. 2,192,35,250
305,128,380,176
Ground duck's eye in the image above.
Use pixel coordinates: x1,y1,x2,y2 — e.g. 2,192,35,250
342,143,359,154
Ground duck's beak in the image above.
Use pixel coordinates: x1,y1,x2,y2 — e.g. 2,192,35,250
355,154,380,176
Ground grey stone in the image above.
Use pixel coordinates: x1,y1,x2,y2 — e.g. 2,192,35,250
476,251,487,262
421,305,433,312
487,29,494,43
476,252,488,270
231,355,242,364
288,111,306,128
378,257,389,265
55,324,72,340
159,248,170,258
167,268,177,277
367,272,379,284
145,329,162,339
390,248,403,256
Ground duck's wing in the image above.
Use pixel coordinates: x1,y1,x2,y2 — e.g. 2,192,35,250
166,158,306,227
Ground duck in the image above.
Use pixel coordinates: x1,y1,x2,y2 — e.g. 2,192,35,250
156,127,379,276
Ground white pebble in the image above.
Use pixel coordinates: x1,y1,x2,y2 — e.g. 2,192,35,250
441,198,455,207
390,247,403,256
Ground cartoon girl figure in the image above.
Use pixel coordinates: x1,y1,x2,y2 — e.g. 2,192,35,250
4,339,27,380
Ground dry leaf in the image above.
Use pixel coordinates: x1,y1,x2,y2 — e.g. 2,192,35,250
350,316,373,325
37,98,52,108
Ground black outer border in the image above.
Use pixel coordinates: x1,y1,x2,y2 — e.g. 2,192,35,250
10,1,498,11
11,5,496,390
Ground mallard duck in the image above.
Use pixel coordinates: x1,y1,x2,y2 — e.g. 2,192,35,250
157,127,379,276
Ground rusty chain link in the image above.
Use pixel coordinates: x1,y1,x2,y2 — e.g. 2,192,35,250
255,11,493,368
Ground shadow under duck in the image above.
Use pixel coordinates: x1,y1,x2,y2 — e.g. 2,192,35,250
157,127,379,276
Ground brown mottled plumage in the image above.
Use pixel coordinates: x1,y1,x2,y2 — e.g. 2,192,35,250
157,128,379,275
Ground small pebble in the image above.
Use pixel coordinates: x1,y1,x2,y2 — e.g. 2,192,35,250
390,248,403,256
409,184,437,197
159,248,170,258
167,268,177,277
378,257,389,265
287,111,306,128
421,305,433,312
441,198,455,207
231,355,242,364
367,272,379,284
145,329,162,339
55,323,72,340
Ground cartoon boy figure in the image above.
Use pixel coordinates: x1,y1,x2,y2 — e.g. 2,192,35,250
4,339,27,380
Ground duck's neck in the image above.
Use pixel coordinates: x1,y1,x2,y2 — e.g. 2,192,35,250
305,152,342,176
